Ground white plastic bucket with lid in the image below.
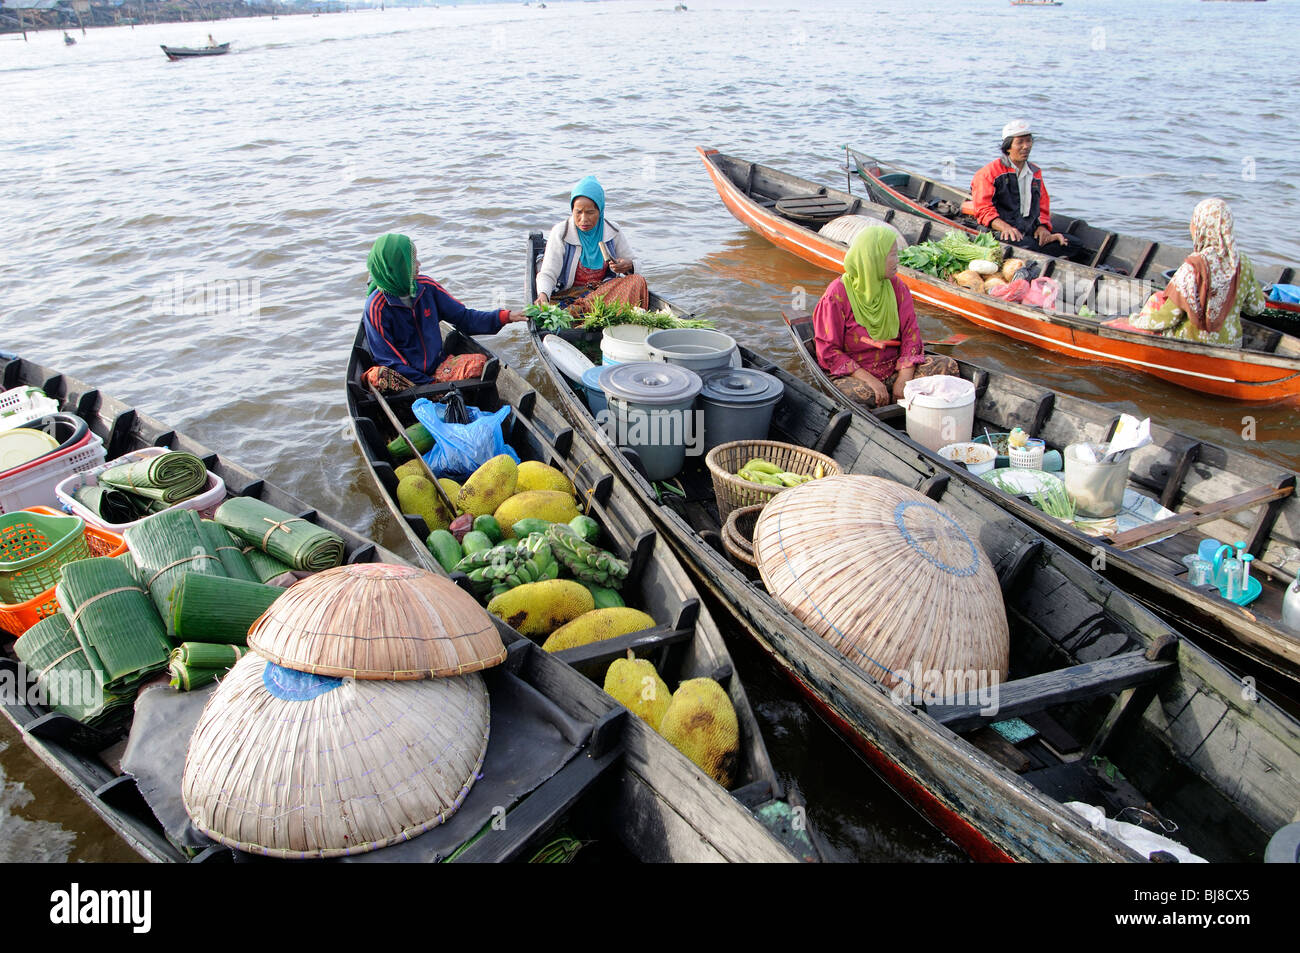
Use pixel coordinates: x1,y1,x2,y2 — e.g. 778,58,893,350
901,376,975,452
600,325,653,366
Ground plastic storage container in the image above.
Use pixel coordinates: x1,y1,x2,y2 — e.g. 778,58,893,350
0,506,127,637
0,413,90,478
0,387,61,433
0,509,89,603
55,446,227,533
0,432,105,515
697,367,784,451
645,329,739,374
1063,443,1131,519
600,325,653,366
901,377,975,452
581,365,608,416
597,362,702,482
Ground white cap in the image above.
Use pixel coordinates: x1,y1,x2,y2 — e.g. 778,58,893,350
1001,119,1032,140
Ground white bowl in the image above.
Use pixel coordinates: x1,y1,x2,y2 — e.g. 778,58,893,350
938,442,996,476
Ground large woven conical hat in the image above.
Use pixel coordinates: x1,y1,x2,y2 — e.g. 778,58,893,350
753,475,1008,697
247,563,506,679
182,653,489,858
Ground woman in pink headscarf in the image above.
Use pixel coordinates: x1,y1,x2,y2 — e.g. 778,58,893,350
1120,198,1266,347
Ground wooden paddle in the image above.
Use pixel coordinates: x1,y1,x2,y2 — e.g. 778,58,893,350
367,382,460,519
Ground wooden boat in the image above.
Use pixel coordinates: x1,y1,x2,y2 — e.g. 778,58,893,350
160,43,230,61
845,148,1299,334
344,321,812,855
1011,1,1062,5
515,232,1300,861
698,147,1300,402
0,350,799,864
783,311,1300,691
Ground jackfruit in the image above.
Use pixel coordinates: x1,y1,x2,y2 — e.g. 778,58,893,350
396,475,454,534
486,579,594,639
659,678,739,787
495,490,580,538
457,455,518,517
515,461,576,496
603,650,671,731
394,460,426,482
542,607,656,653
438,479,463,512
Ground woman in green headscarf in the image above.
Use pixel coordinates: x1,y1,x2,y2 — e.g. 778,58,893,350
533,175,648,314
813,226,957,408
363,233,525,389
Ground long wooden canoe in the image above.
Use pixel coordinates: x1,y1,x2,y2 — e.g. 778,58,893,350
344,322,813,857
783,311,1300,691
846,148,1300,335
515,232,1300,862
698,147,1300,402
0,351,799,864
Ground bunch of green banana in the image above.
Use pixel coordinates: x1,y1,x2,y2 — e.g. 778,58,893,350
545,524,629,589
736,457,820,488
455,537,559,597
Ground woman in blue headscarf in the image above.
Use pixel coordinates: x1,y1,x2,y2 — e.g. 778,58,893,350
534,175,648,312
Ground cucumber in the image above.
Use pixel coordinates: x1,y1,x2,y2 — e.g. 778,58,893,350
473,515,504,544
509,517,554,539
583,583,625,609
425,530,463,574
568,515,600,544
461,531,492,556
387,422,433,463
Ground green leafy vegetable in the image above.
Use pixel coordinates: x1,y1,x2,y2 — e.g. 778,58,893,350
1033,480,1076,522
579,296,714,333
901,231,1003,279
524,303,573,331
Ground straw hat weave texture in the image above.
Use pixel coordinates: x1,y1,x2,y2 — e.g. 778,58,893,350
753,475,1009,694
247,563,506,679
182,653,489,858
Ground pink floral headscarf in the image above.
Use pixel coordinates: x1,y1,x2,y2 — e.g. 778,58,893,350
1167,198,1241,334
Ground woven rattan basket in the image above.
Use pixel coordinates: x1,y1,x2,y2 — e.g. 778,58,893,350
752,475,1008,698
706,440,842,523
721,504,764,570
247,563,506,679
182,654,489,858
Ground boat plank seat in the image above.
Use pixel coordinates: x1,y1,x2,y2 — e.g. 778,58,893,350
927,650,1176,733
1125,428,1202,509
972,371,1055,434
774,195,849,225
1108,483,1294,550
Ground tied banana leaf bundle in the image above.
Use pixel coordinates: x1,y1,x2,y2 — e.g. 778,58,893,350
168,642,246,691
97,451,209,504
200,520,259,582
13,612,133,728
125,508,225,636
55,556,172,696
170,572,283,645
214,497,344,572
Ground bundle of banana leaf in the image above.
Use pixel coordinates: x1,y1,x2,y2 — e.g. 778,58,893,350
200,521,259,582
71,484,167,524
125,508,225,635
97,451,209,504
170,572,283,645
12,612,132,729
214,497,344,572
55,556,172,696
168,642,246,691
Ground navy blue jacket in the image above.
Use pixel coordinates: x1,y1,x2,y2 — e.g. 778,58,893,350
363,276,506,384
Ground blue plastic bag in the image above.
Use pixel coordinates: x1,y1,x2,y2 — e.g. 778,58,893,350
1268,284,1300,305
410,398,518,480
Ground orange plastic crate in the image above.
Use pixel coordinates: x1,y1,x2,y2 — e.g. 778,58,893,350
0,506,127,637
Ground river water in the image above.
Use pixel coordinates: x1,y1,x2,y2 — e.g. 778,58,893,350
1,0,1297,863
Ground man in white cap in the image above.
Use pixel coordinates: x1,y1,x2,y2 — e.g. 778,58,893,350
970,119,1068,253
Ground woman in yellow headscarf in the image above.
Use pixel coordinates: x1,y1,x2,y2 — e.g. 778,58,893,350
814,226,958,408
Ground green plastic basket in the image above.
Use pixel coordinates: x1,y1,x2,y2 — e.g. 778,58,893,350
0,509,90,603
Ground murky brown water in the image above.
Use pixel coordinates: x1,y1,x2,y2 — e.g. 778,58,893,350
2,0,1296,861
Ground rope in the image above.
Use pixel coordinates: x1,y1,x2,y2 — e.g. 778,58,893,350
68,585,147,628
147,554,219,587
261,517,306,550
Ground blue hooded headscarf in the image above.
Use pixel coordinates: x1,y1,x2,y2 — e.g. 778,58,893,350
570,175,606,270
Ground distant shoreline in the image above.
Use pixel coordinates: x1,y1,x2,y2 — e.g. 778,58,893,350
1,3,350,36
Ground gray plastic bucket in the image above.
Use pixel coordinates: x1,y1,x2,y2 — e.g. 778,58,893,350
645,328,738,374
597,362,702,482
697,367,784,451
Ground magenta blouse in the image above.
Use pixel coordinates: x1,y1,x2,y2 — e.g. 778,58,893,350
813,276,925,380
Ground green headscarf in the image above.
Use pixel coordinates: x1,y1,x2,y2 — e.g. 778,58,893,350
366,233,417,298
842,227,900,341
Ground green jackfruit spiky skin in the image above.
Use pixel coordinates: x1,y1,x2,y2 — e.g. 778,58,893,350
659,678,739,788
457,455,518,517
486,580,594,639
604,655,671,731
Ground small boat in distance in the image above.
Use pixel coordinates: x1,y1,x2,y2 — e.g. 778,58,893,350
63,32,76,46
1011,0,1063,5
160,42,231,61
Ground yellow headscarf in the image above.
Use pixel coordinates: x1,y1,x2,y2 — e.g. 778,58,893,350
842,227,900,341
